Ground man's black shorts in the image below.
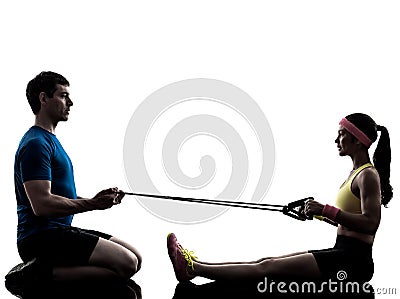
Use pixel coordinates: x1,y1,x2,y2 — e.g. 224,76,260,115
17,226,112,266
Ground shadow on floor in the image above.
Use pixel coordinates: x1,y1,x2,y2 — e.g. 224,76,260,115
172,279,375,299
5,261,142,299
5,276,141,299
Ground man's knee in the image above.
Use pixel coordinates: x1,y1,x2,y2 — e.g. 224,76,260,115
108,237,142,274
89,239,139,279
117,247,142,277
135,251,142,272
116,252,139,279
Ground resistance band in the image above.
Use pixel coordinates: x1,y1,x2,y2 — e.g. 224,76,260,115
118,191,337,226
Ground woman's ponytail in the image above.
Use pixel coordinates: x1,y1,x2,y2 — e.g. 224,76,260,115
373,125,393,206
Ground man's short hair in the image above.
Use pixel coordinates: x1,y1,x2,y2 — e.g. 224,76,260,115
26,71,70,115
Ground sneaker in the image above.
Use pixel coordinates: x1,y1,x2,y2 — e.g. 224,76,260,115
5,258,49,296
167,233,197,282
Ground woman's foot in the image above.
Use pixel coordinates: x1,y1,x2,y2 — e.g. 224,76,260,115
167,233,197,282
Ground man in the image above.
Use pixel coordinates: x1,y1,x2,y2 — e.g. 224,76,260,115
12,71,141,284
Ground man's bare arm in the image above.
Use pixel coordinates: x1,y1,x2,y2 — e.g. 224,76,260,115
24,180,118,217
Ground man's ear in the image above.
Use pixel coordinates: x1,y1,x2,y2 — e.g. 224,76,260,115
39,92,47,104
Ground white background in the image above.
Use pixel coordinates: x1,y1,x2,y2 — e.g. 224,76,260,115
0,1,399,298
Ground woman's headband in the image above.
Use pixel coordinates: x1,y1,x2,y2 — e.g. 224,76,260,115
339,118,373,148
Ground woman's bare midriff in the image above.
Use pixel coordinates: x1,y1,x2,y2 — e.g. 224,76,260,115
338,225,374,244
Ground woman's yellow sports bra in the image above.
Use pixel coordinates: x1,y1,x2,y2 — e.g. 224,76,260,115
335,163,373,214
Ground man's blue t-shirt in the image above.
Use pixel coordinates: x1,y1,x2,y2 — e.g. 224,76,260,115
14,126,77,243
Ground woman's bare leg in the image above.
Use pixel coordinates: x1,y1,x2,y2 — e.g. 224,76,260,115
190,253,320,281
196,251,308,266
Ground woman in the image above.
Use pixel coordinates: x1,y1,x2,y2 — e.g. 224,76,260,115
167,113,392,283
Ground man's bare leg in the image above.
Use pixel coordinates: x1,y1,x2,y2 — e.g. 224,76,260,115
53,238,139,281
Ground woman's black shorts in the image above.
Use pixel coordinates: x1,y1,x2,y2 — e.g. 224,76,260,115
17,226,112,266
309,235,374,282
